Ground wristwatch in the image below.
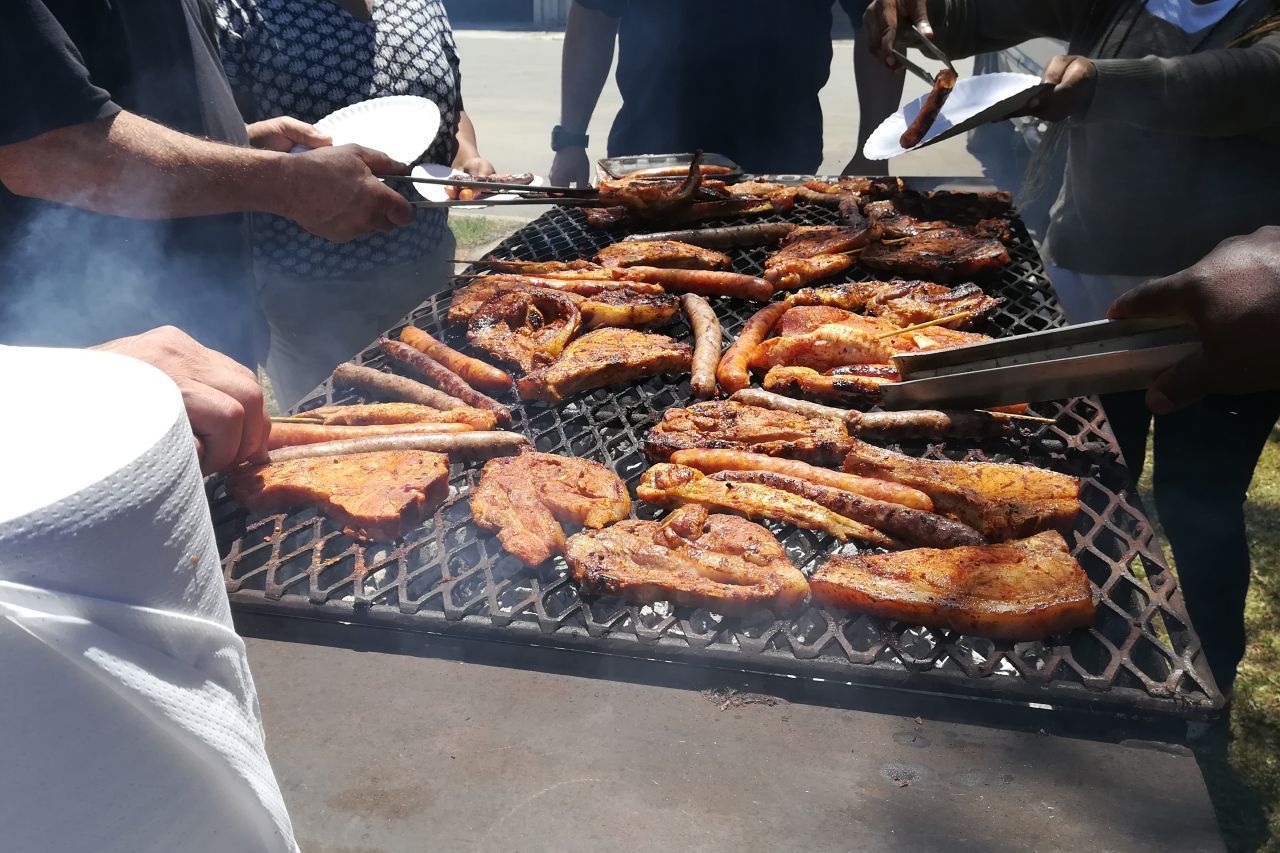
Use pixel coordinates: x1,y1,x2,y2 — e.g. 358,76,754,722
551,125,589,152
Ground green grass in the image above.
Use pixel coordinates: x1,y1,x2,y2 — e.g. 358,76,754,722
448,214,521,256
1140,428,1280,852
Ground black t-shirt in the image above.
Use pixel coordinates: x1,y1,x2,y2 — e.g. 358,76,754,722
580,0,865,174
0,0,258,365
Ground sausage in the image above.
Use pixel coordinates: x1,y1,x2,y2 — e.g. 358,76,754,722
624,163,734,179
267,421,477,450
267,431,530,463
667,448,934,511
399,326,512,394
296,403,497,429
731,388,1016,439
900,68,958,149
710,470,984,548
730,388,858,423
621,223,797,249
617,267,773,301
680,294,722,399
716,302,790,394
332,363,469,411
378,339,512,427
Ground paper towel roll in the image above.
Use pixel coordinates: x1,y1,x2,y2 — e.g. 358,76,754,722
0,346,298,853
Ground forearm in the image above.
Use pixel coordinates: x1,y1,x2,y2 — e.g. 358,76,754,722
1088,40,1280,135
453,111,481,165
0,110,293,219
927,0,1086,59
559,2,618,134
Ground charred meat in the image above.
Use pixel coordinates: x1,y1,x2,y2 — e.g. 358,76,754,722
594,240,731,270
517,327,692,404
645,400,853,465
860,229,1011,282
900,68,958,149
466,288,582,373
788,279,1001,329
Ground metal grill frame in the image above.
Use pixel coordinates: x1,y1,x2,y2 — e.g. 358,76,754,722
213,179,1224,720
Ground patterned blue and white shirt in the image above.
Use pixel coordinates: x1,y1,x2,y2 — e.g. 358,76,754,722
215,0,461,276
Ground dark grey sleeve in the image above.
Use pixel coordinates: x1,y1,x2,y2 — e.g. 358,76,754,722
926,0,1088,59
1088,36,1280,135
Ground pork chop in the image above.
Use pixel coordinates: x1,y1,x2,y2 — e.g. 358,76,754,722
517,328,692,404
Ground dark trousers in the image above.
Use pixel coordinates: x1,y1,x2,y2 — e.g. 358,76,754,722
1102,390,1280,692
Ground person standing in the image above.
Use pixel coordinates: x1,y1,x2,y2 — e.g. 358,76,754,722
216,0,497,407
0,0,413,367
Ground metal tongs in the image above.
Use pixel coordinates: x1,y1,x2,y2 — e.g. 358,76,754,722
879,318,1201,409
383,174,605,208
891,24,957,86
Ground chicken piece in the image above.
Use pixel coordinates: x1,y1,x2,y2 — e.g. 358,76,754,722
725,180,800,211
597,151,703,219
226,451,449,543
861,230,1011,281
763,365,896,406
645,400,853,465
565,504,809,615
810,531,1094,640
594,240,731,270
469,259,598,275
466,288,582,373
771,305,991,350
800,177,906,205
470,452,631,567
638,465,896,545
763,225,873,290
297,403,497,429
749,323,894,373
788,279,1001,329
764,255,859,291
842,439,1081,541
449,279,675,331
786,281,884,312
517,328,692,404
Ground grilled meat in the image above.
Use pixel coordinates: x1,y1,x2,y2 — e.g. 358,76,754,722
594,240,731,270
900,68,958,149
763,225,872,290
842,439,1081,541
810,531,1095,640
449,278,676,331
750,323,893,372
789,280,1001,329
861,229,1011,281
890,190,1014,227
226,450,449,543
469,259,597,275
770,305,990,349
470,452,631,567
799,177,906,207
517,328,692,403
466,288,582,373
725,180,799,211
863,199,1011,243
297,403,497,429
637,464,898,546
763,365,896,406
645,400,853,465
597,151,703,219
565,504,810,615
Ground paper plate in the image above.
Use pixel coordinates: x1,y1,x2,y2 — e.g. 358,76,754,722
864,73,1051,160
309,95,441,164
409,163,546,208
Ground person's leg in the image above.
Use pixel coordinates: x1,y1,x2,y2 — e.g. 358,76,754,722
1150,391,1280,692
1100,390,1153,481
846,31,905,176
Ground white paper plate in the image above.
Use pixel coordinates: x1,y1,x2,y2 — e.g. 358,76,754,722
864,73,1050,160
409,164,546,208
301,95,441,164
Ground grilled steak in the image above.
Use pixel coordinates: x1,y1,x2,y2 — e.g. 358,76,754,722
565,504,810,615
226,450,449,542
450,279,676,331
763,225,872,290
470,452,631,567
861,229,1011,281
789,280,1001,329
517,327,692,403
645,400,853,465
810,531,1095,640
595,240,730,270
466,288,582,373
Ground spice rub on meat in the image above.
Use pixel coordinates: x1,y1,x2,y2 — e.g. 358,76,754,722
517,327,692,404
645,401,853,465
226,450,450,543
466,288,581,372
594,240,731,270
449,278,678,332
565,504,810,615
810,531,1095,640
471,452,631,567
788,280,1001,329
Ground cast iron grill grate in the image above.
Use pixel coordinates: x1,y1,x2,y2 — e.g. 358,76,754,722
211,183,1222,718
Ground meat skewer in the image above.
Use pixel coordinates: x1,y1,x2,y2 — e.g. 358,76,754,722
398,326,513,394
267,431,530,463
681,294,721,399
267,421,478,450
715,301,790,394
621,222,796,249
332,363,469,411
616,266,773,301
378,338,512,426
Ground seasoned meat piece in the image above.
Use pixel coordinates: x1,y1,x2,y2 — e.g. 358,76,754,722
226,450,449,543
788,279,1001,329
597,151,703,219
645,400,853,465
594,240,731,270
725,180,800,211
893,190,1014,226
763,365,896,407
565,504,809,615
861,230,1011,281
517,328,692,404
800,177,906,205
298,403,497,429
449,279,675,331
749,323,893,372
770,306,990,351
900,68,957,149
466,288,582,373
471,452,631,567
469,259,598,275
842,439,1081,541
786,281,884,311
763,225,873,290
810,531,1095,640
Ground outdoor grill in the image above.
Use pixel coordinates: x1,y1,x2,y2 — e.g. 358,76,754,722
210,180,1224,720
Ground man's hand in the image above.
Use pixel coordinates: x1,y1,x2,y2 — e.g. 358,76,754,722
455,156,496,177
1108,226,1280,413
549,147,591,188
247,116,331,152
93,326,269,474
1026,55,1098,121
277,144,414,243
863,0,933,69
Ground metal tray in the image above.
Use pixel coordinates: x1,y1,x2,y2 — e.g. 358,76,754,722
212,183,1222,720
597,151,743,180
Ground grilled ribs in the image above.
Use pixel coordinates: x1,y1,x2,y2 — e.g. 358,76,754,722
466,288,581,372
594,240,731,270
842,439,1081,541
226,450,449,542
517,327,692,403
470,452,631,567
810,531,1095,640
788,280,1001,329
645,400,853,465
565,504,810,615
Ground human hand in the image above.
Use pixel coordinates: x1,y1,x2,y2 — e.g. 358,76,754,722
93,326,269,474
277,144,414,243
247,116,332,152
863,0,933,69
456,156,496,177
549,147,591,188
1025,55,1098,122
1108,226,1280,413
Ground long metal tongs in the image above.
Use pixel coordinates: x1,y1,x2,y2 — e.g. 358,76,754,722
891,23,958,85
384,174,598,197
879,318,1201,409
